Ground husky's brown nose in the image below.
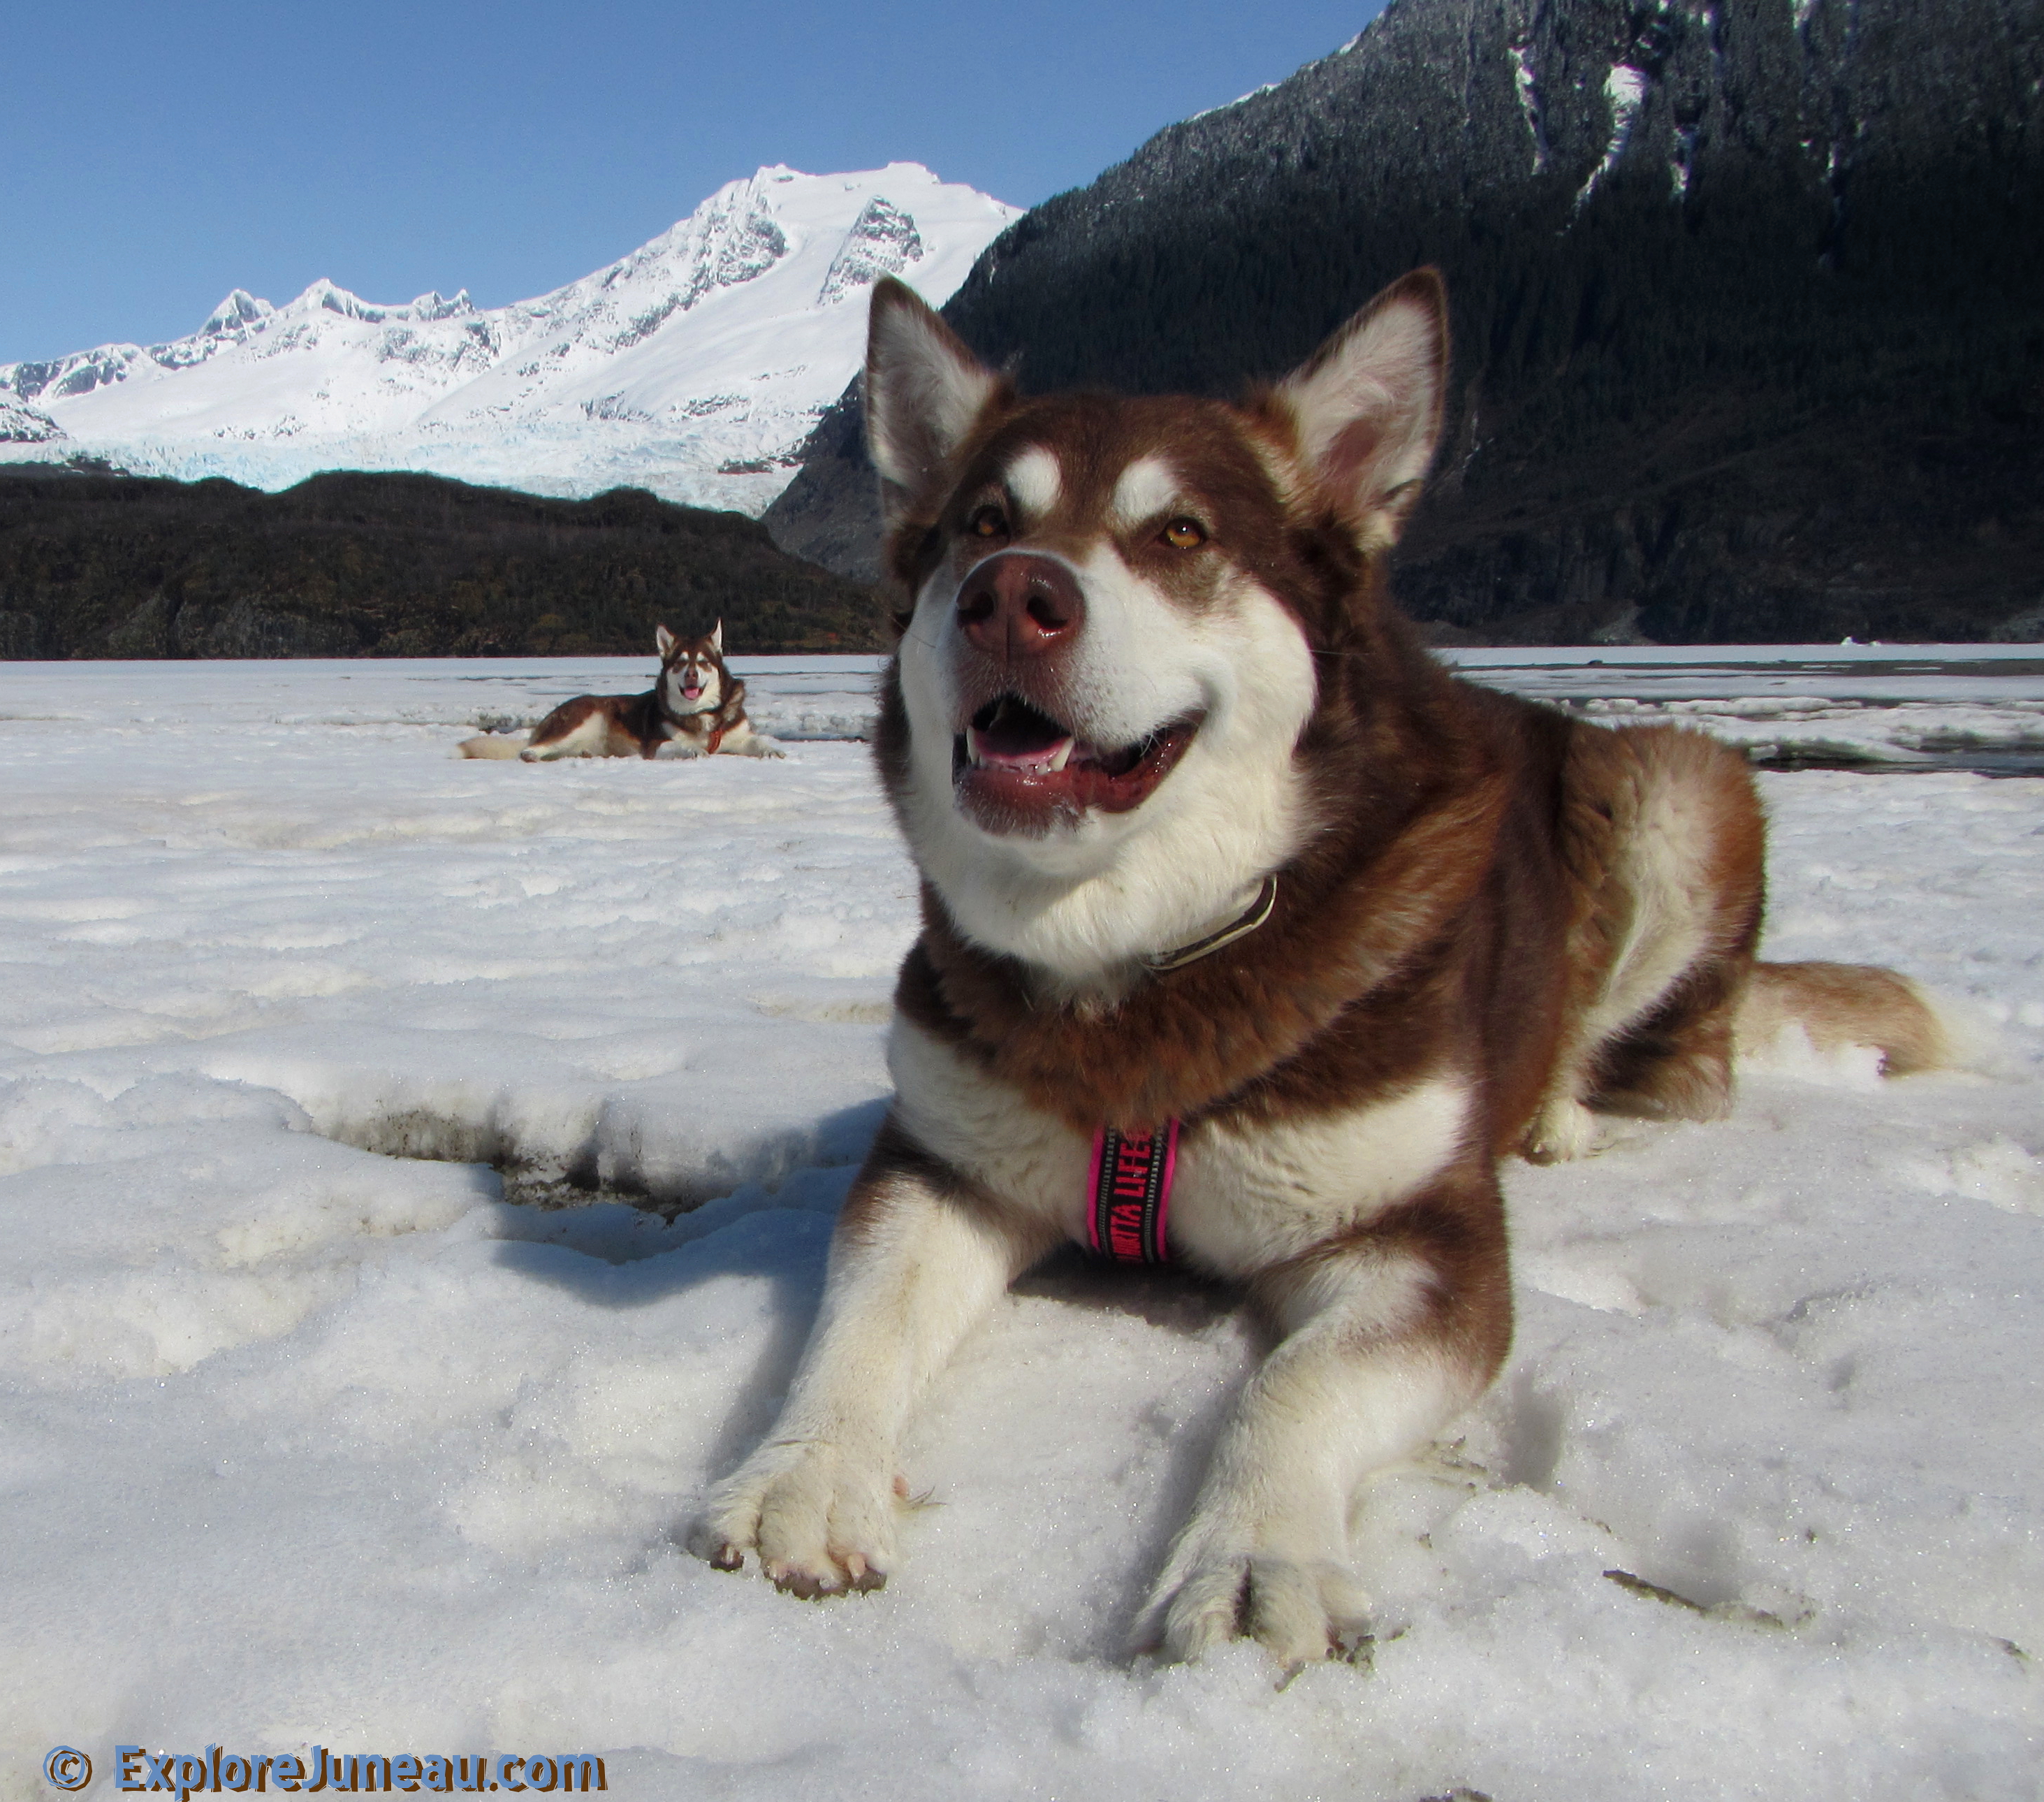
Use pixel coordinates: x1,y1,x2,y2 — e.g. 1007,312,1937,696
955,552,1086,661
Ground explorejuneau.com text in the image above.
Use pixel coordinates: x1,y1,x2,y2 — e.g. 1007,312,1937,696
112,1747,604,1796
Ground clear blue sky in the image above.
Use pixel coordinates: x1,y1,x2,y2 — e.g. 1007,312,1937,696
0,1,1387,366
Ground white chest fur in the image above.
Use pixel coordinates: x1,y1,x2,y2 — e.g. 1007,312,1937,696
886,1017,1470,1277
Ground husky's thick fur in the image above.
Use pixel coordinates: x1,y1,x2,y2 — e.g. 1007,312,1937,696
696,273,1946,1666
457,622,783,760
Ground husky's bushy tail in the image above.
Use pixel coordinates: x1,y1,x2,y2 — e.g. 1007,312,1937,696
1737,960,1951,1075
457,732,529,760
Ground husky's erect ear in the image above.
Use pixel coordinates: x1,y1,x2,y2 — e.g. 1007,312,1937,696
1273,269,1447,549
708,620,723,655
865,277,1003,523
656,623,677,659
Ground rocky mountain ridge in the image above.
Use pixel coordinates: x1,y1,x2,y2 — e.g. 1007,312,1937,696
766,0,2044,643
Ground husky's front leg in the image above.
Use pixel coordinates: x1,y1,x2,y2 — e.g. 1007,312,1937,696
1138,1170,1511,1669
699,1123,1051,1595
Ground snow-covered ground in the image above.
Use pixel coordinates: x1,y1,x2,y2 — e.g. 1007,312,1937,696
1,654,2039,1801
0,166,1018,516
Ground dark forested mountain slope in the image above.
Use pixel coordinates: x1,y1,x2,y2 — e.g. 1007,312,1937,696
0,465,884,659
766,0,2044,643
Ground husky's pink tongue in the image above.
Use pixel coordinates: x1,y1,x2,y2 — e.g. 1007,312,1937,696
965,722,1078,775
965,693,1083,774
955,692,1201,834
682,683,703,700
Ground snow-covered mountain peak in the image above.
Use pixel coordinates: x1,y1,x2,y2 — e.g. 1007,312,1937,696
243,279,480,330
202,290,274,335
0,395,64,444
818,196,926,306
0,163,1019,514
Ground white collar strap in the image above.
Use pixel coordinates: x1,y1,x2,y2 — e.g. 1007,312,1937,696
1142,874,1280,974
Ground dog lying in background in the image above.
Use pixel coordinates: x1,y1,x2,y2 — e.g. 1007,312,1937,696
458,622,784,760
696,272,1949,1669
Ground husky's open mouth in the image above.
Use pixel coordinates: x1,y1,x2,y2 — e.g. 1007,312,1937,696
952,693,1198,832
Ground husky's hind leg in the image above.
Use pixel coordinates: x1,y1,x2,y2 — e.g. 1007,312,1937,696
1526,725,1765,1158
1589,944,1753,1121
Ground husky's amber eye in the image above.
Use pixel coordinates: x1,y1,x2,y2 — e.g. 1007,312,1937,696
1162,518,1207,549
969,505,1009,539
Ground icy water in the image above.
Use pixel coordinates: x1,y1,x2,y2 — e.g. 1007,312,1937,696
1444,645,2044,776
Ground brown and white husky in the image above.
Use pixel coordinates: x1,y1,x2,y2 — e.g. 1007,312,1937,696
696,273,1949,1667
457,622,783,760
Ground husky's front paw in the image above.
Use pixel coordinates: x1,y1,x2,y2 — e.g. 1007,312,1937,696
1524,1096,1598,1163
1138,1551,1373,1671
696,1437,896,1596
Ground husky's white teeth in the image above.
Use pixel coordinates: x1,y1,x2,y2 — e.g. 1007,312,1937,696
966,726,1078,774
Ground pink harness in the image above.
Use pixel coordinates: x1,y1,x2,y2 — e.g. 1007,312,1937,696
1086,1123,1180,1264
1075,875,1279,1266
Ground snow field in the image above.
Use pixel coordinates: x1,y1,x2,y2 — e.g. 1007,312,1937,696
0,660,2038,1801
